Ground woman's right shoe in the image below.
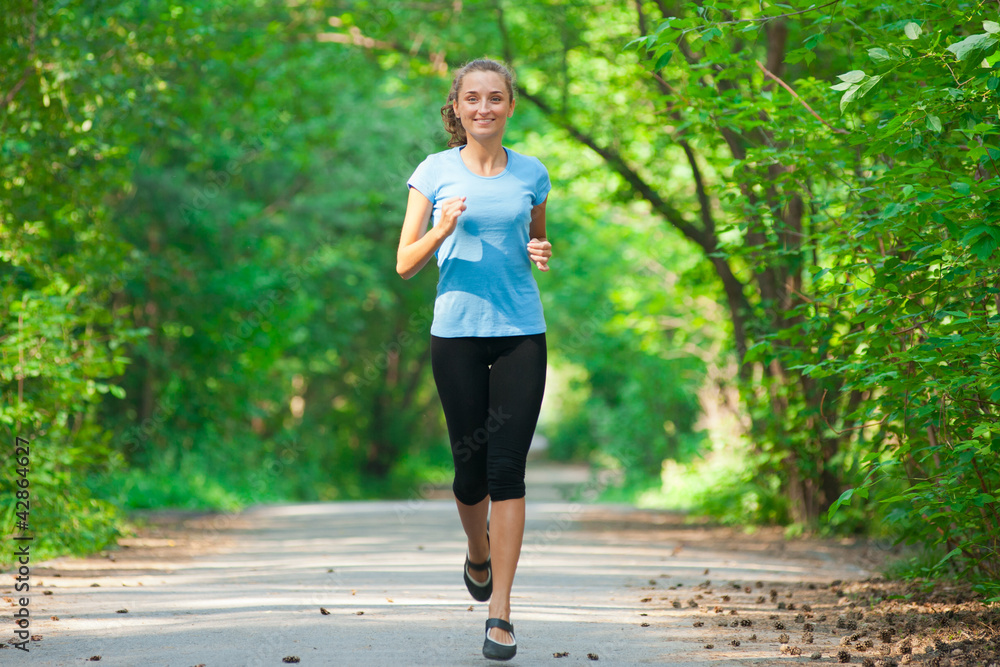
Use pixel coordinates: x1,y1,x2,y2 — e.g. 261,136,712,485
464,530,492,601
482,617,517,660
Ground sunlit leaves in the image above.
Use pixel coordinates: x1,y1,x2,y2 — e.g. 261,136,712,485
868,47,893,63
831,69,882,114
838,69,867,83
818,4,1000,585
946,32,998,62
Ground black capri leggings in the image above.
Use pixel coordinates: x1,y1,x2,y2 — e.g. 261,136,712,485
430,332,547,505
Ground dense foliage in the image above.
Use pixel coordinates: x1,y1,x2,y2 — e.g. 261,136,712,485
2,0,997,595
1,0,149,558
2,0,459,560
626,0,1000,591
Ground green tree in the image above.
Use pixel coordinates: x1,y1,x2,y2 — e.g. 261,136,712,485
1,0,152,560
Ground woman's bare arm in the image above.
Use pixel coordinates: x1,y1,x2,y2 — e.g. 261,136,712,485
396,187,444,280
527,196,551,271
397,189,466,279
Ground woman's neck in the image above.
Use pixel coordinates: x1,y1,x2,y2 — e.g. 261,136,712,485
460,137,507,177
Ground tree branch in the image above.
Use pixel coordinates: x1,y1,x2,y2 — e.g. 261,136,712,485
502,0,753,370
520,89,712,251
1,0,39,124
755,60,849,135
679,139,715,237
694,0,841,28
635,0,647,36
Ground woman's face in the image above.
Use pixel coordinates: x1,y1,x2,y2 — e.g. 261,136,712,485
453,70,515,143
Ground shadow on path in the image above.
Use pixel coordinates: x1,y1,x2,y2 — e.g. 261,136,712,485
4,466,872,666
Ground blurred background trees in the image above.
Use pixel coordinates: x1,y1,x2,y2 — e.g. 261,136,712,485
2,0,997,595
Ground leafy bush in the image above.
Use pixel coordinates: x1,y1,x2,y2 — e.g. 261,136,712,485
819,14,1000,595
628,1,999,594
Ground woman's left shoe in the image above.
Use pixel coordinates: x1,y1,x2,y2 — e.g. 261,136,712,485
482,617,517,661
464,528,492,601
464,552,492,601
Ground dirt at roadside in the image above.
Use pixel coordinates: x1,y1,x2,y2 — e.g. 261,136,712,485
14,509,251,583
637,575,999,666
576,508,1000,666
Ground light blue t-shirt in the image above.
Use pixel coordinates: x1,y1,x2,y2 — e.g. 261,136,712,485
407,145,551,338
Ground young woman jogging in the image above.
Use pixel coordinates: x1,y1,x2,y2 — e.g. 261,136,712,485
396,57,552,661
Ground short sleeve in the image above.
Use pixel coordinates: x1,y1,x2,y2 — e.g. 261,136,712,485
407,155,437,202
532,159,551,206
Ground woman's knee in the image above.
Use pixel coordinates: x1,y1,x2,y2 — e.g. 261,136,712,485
453,477,489,506
487,481,526,502
487,454,528,502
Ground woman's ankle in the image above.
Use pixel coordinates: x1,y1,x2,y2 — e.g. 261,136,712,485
487,603,511,621
467,535,490,563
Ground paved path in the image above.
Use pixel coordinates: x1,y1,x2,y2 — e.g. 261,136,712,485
3,465,873,666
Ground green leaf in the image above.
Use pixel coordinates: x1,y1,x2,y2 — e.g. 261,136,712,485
971,236,997,260
904,22,922,40
623,35,648,52
973,424,998,438
974,493,996,506
946,33,998,62
837,70,866,83
936,547,962,568
868,47,893,63
984,20,1000,34
926,115,942,132
743,340,772,364
990,386,1000,402
827,487,855,519
840,85,860,114
654,49,674,70
951,181,971,195
856,74,882,99
960,225,996,244
804,32,824,50
830,81,854,91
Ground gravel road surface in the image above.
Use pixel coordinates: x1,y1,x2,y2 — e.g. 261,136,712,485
2,465,873,666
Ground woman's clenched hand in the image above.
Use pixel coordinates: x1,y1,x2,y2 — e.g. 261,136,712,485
528,237,551,271
437,196,466,238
